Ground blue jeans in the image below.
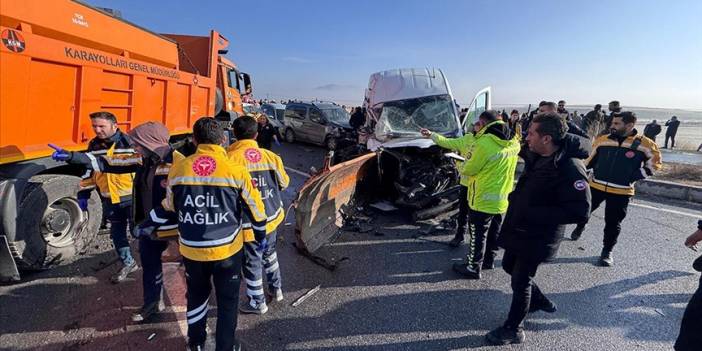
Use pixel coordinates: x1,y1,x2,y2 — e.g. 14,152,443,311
104,201,134,266
243,231,282,304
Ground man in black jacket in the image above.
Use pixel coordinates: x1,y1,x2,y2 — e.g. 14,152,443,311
664,116,681,149
643,120,662,143
485,113,591,345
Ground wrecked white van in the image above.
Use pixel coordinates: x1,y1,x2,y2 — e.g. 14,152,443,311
294,67,491,252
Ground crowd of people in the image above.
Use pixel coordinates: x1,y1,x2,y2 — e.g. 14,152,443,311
423,101,698,350
44,98,700,349
481,101,692,151
50,112,289,351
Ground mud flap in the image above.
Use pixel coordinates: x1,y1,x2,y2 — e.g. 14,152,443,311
294,153,376,253
0,235,20,282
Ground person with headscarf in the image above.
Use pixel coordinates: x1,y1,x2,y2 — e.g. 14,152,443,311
51,121,187,323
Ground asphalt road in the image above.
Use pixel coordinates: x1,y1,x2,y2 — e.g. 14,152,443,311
1,141,701,351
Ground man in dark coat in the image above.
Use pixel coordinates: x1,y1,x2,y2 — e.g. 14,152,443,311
643,120,662,143
664,116,681,148
485,112,591,345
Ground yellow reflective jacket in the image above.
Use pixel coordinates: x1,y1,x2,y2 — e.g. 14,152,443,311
227,139,290,241
80,130,137,204
461,120,521,215
158,144,267,262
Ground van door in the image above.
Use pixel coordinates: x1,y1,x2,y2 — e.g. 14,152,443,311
462,87,491,134
284,105,308,141
306,107,327,145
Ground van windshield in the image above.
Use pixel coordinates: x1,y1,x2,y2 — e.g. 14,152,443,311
374,94,458,140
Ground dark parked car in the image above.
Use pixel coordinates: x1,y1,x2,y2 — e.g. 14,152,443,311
282,102,353,149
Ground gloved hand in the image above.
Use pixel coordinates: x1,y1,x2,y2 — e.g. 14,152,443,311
78,198,89,211
132,224,155,239
48,144,72,162
256,237,269,253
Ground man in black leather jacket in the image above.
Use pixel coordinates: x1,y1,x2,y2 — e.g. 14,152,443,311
485,112,592,345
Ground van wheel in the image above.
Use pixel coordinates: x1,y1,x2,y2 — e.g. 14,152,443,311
11,175,101,270
285,129,295,143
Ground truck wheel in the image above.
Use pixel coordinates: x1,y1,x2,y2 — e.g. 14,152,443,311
11,175,101,269
285,129,296,143
215,89,224,115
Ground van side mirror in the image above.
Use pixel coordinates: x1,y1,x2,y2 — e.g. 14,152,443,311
242,73,252,94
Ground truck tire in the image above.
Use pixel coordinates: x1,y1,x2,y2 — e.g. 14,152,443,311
215,89,224,115
285,128,296,143
11,175,101,269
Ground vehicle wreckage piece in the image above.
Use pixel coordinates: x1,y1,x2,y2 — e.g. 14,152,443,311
294,153,376,253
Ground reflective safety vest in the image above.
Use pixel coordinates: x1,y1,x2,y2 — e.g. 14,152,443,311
461,120,521,215
80,130,137,204
227,139,290,241
158,144,267,261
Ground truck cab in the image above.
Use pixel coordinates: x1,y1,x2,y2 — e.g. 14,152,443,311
217,56,251,120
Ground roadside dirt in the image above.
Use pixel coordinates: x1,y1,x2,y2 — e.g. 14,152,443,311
652,162,702,187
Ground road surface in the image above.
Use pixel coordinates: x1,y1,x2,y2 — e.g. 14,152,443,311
1,142,700,351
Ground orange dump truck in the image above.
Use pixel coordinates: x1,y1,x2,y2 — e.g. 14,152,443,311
0,0,253,280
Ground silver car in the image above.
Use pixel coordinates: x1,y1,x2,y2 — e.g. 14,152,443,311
282,102,353,149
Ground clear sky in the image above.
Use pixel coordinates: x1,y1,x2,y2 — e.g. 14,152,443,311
90,0,702,109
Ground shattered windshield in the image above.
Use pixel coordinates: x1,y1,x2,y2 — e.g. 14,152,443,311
320,107,349,123
374,94,458,140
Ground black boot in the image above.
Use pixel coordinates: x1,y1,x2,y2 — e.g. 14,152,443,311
599,248,614,267
448,236,464,248
570,224,585,241
528,299,557,313
131,300,165,322
482,255,495,270
485,326,525,345
452,263,481,279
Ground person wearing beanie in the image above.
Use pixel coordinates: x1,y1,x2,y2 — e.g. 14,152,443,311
50,120,187,323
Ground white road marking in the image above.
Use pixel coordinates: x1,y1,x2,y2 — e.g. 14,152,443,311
389,271,444,278
393,249,445,255
284,166,311,178
329,238,421,246
630,202,701,219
